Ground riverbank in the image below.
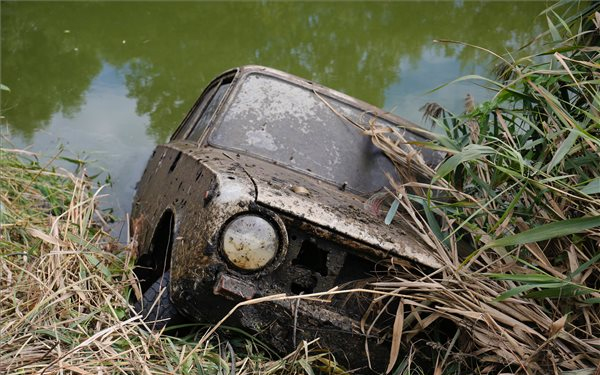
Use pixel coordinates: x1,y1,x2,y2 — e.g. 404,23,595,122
0,147,336,374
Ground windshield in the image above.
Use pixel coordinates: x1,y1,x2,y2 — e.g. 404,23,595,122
210,73,408,193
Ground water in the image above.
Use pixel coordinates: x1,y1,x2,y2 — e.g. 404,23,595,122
1,1,547,235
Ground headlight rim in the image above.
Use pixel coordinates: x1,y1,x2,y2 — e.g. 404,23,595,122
218,209,287,275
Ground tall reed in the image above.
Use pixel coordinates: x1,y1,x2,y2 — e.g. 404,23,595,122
365,2,600,374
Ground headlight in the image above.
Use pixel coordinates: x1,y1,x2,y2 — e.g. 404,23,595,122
222,214,279,271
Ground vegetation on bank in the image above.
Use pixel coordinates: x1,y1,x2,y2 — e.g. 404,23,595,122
366,2,599,374
0,147,335,374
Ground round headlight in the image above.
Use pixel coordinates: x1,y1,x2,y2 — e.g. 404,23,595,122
222,214,279,271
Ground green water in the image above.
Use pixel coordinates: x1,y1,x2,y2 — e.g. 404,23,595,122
1,1,547,221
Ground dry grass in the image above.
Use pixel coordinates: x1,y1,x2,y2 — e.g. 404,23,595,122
0,147,338,374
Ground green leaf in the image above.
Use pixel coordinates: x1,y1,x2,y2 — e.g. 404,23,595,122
539,175,576,184
115,307,126,320
495,284,542,301
579,79,600,85
298,359,315,375
496,282,569,301
579,177,600,195
584,298,600,304
546,130,578,172
546,15,561,42
83,252,112,278
499,143,526,176
525,284,585,299
434,134,461,152
384,198,400,225
422,199,447,247
59,156,87,166
552,10,571,37
427,74,506,94
494,164,526,180
481,216,600,251
490,184,525,233
487,273,558,283
570,252,600,279
34,329,73,344
433,144,495,182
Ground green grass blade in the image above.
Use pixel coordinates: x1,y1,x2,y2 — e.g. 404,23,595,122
495,284,543,301
570,252,600,279
481,216,600,251
579,177,600,195
525,284,587,299
433,144,495,183
546,130,579,172
487,273,558,283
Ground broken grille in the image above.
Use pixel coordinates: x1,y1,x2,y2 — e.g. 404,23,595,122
281,225,375,294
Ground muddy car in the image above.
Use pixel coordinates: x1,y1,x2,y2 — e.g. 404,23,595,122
131,65,441,372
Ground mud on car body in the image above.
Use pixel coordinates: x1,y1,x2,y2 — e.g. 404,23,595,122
131,65,441,372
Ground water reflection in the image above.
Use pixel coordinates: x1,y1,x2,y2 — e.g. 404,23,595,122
2,1,547,140
1,1,547,225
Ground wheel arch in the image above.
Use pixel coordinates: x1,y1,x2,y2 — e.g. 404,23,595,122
135,207,178,292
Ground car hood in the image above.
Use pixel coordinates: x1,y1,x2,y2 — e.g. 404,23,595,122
193,145,440,268
228,153,442,269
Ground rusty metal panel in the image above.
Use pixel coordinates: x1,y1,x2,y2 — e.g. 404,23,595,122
132,65,445,373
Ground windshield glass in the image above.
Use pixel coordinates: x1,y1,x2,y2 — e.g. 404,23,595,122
210,73,413,193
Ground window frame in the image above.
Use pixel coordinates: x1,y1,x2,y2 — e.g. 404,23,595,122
169,70,237,142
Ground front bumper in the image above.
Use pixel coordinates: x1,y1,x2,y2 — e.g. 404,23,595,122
172,272,391,373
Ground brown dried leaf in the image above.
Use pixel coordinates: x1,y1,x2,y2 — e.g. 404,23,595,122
548,315,568,337
386,299,404,374
27,228,68,247
568,245,582,283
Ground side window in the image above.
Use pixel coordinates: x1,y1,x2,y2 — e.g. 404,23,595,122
186,81,231,142
171,83,219,141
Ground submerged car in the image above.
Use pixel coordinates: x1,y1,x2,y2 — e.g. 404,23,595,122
131,65,441,372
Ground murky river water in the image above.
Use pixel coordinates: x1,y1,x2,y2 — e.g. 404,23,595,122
1,1,547,235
